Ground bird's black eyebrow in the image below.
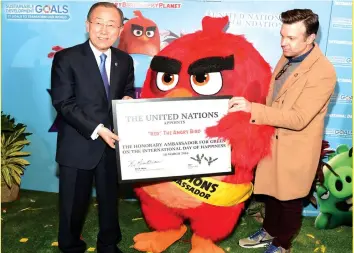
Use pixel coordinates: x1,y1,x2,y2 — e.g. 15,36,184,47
150,56,182,74
131,24,144,30
146,26,156,32
188,55,234,75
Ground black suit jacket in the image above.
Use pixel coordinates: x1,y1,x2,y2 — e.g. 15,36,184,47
51,40,135,170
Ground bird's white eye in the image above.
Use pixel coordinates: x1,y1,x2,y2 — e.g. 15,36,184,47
156,72,179,91
146,30,155,38
320,191,330,200
133,29,143,37
190,72,222,95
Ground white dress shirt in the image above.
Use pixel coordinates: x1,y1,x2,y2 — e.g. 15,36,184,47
89,40,111,84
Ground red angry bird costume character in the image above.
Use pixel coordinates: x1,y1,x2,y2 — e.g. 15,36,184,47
118,10,160,56
133,16,275,253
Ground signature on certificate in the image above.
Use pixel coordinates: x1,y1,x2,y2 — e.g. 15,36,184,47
128,159,162,168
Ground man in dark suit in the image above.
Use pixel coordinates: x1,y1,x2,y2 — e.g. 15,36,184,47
51,2,135,253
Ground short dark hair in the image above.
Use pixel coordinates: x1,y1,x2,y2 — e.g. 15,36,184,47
87,2,124,26
281,9,319,37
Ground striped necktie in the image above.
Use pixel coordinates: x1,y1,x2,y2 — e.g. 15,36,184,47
99,53,110,98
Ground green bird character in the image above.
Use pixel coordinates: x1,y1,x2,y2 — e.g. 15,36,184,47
315,144,353,229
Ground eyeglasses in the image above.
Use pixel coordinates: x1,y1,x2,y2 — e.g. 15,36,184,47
275,62,292,80
89,21,123,32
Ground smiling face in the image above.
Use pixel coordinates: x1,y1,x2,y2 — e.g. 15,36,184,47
280,21,315,58
86,6,123,52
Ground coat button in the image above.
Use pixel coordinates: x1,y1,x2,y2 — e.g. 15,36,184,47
282,100,284,104
251,120,255,123
294,73,298,77
276,135,278,139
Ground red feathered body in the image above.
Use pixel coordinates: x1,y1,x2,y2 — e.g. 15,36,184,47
134,16,275,244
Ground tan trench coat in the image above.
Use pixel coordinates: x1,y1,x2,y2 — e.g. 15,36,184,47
250,43,337,200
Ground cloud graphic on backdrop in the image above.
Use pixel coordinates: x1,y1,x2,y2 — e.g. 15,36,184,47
11,37,43,67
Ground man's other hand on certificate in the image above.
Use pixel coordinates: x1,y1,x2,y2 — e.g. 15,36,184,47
228,97,252,113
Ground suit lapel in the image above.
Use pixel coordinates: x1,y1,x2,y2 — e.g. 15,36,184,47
82,40,109,104
109,49,121,111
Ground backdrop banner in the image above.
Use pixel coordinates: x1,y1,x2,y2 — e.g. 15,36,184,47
2,0,352,218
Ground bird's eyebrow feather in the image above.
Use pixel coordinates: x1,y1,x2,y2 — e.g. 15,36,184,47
150,56,182,74
188,55,234,75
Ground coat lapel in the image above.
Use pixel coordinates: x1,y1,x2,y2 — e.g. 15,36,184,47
272,43,322,102
274,66,309,101
266,57,287,105
82,40,109,104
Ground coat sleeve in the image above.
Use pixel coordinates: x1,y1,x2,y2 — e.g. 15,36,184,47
250,70,336,131
51,51,98,139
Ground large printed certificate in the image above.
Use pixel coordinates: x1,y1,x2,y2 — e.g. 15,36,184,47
112,96,233,182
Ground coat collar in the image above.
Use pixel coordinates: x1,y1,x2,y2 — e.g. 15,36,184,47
266,42,323,105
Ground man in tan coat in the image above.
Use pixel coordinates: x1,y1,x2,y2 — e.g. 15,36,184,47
229,9,336,253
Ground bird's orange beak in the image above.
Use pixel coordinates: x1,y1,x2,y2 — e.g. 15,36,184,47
140,36,149,41
165,88,193,98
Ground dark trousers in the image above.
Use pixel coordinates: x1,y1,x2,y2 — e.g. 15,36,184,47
58,148,121,253
262,195,303,249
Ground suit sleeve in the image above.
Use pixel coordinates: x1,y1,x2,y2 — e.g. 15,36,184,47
51,51,99,139
123,55,136,98
250,71,336,131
